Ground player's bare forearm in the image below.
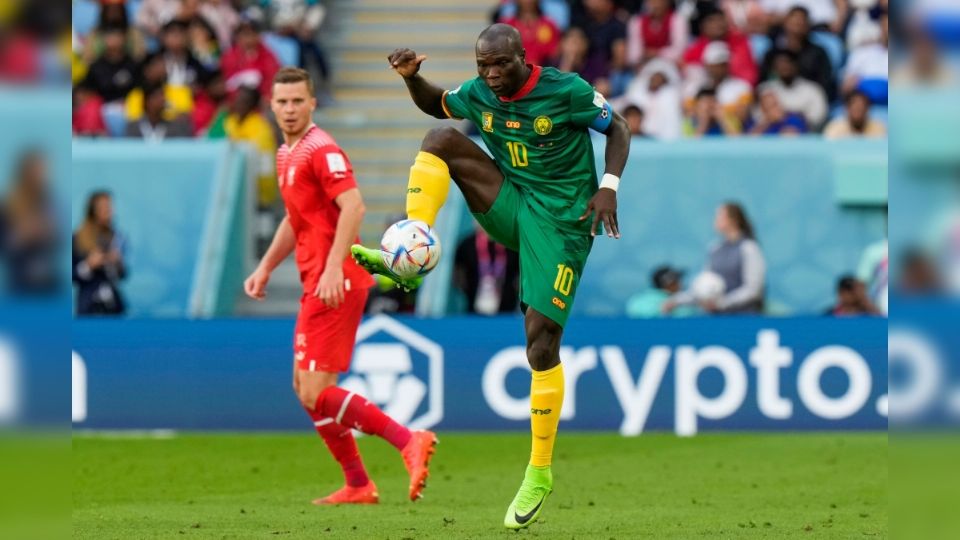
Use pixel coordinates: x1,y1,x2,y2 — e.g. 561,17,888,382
603,113,631,178
327,188,365,272
259,216,295,272
403,74,447,119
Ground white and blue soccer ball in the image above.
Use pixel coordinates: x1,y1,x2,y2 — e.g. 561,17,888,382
379,219,442,279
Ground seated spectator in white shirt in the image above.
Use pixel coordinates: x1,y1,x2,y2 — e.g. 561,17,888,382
890,26,956,87
823,90,887,138
758,48,828,128
619,58,683,141
842,12,888,104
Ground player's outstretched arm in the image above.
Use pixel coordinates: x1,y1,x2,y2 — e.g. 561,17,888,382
244,216,295,300
388,48,447,119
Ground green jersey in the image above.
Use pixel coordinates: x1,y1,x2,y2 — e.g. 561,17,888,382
442,66,612,234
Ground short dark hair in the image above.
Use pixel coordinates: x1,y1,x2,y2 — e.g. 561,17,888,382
771,48,800,65
845,89,871,106
161,19,188,34
273,67,315,95
696,88,717,100
786,5,810,20
623,104,643,116
837,274,858,292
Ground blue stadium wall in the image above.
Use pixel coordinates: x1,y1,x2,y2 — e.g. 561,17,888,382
72,315,888,434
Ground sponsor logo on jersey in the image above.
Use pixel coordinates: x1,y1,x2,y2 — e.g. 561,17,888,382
552,296,567,310
505,120,521,129
534,115,553,135
482,112,494,133
285,166,296,187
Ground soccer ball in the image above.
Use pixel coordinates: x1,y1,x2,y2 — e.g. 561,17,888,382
690,271,725,302
379,219,442,279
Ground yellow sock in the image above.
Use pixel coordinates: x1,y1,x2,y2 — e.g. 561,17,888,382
529,363,564,467
406,151,451,227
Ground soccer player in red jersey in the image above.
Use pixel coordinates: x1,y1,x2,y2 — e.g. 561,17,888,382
243,67,437,506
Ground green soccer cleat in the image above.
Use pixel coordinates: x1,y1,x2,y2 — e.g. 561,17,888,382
350,244,424,292
503,464,553,530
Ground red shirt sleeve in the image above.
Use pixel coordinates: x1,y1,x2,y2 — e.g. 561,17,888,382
311,146,359,202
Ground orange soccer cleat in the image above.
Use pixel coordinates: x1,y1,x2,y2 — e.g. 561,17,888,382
401,430,438,501
312,481,379,505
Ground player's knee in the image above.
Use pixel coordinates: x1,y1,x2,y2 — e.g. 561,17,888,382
526,320,563,371
420,126,460,160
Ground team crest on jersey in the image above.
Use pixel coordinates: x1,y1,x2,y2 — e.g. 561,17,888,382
285,166,296,187
482,112,494,133
534,115,553,136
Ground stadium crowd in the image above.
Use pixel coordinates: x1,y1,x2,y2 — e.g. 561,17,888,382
71,0,329,140
493,0,893,139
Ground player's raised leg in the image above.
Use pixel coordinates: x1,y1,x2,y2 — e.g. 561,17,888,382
351,126,504,288
504,308,564,529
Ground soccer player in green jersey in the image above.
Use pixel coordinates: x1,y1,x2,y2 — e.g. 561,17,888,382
351,24,630,529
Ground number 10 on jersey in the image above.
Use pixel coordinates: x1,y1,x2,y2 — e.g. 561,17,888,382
554,264,574,296
506,141,528,168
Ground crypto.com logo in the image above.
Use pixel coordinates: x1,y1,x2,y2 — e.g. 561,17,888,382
340,315,443,430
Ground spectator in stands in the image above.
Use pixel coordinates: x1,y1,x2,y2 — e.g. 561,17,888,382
262,0,330,92
686,88,742,137
0,151,60,295
683,7,758,86
619,58,683,140
81,23,139,103
157,19,210,87
124,83,193,140
842,11,887,104
125,51,195,121
193,70,228,135
499,0,561,66
188,14,221,71
573,0,627,96
823,90,886,138
761,6,835,101
136,0,182,42
622,104,646,136
891,26,955,87
625,0,688,67
720,0,770,35
73,191,127,315
665,202,766,314
747,89,807,135
194,0,240,51
73,81,109,136
221,18,281,100
692,42,753,124
763,0,848,33
224,86,278,207
493,0,570,30
758,48,827,128
555,27,589,76
826,274,880,316
626,265,697,317
80,0,147,68
898,247,941,295
453,224,520,315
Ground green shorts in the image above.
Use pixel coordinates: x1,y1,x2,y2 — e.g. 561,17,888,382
472,179,593,328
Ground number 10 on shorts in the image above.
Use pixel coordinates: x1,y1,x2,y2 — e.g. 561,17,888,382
554,264,574,296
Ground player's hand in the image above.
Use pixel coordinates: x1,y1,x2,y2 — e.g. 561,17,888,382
315,266,345,308
579,188,620,238
387,48,427,79
244,266,271,301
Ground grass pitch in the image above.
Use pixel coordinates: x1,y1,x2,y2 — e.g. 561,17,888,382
73,432,885,539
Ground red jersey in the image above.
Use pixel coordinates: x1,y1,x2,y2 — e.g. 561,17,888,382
276,125,375,294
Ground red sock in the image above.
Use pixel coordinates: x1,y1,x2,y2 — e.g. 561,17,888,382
305,408,370,488
315,386,412,451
